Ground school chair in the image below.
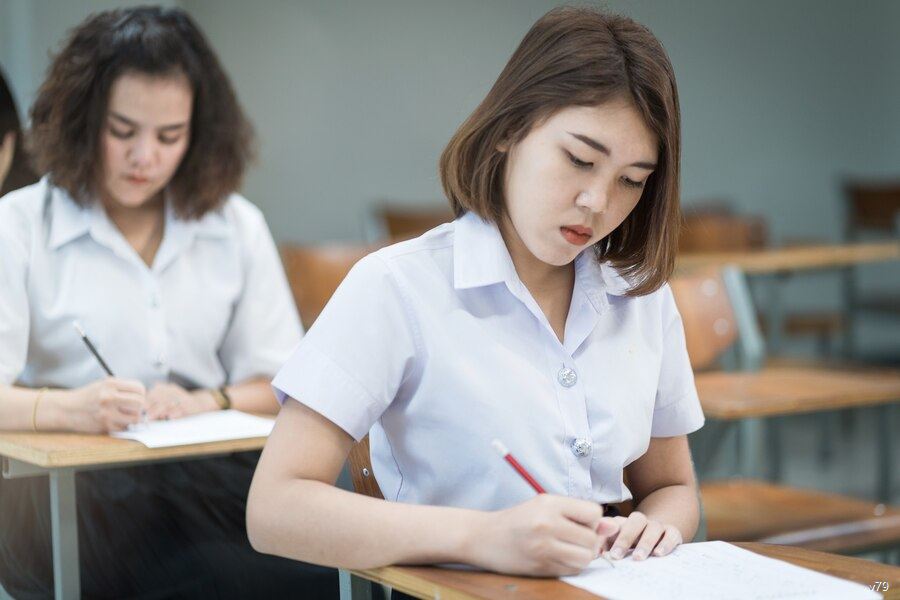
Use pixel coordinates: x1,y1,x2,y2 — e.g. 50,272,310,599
673,266,900,554
680,206,844,349
279,243,383,329
842,180,900,358
374,204,454,241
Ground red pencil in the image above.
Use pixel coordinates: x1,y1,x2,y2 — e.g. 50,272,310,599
492,439,546,494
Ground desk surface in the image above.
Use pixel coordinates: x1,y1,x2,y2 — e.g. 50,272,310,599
0,430,267,469
353,543,900,599
676,240,900,274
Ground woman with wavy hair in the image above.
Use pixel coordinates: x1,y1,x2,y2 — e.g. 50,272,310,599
0,7,335,598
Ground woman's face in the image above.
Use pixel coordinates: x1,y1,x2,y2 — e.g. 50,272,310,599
100,71,193,209
500,100,658,268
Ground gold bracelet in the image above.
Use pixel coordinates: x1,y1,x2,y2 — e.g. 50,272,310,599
32,387,48,432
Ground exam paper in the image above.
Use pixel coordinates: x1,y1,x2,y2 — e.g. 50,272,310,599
111,410,275,448
561,541,881,600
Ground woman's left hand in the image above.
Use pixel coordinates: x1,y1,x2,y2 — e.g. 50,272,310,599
146,383,219,420
603,511,683,561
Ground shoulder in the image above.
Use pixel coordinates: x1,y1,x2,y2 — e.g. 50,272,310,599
219,193,267,231
370,222,456,277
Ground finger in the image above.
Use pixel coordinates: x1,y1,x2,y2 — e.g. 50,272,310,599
631,521,665,561
113,392,148,414
547,540,596,572
558,497,607,530
113,378,147,395
598,516,625,551
609,512,648,559
652,526,683,557
556,518,602,553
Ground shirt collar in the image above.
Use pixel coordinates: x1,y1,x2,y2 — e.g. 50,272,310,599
452,211,520,290
452,211,633,302
47,183,231,257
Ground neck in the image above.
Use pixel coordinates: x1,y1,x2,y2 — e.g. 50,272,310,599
101,191,165,234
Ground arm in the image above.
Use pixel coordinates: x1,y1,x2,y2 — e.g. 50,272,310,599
0,380,147,433
147,376,280,419
247,398,617,575
610,435,700,559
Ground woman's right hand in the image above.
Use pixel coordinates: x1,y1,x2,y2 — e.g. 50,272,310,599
57,377,147,433
466,494,619,576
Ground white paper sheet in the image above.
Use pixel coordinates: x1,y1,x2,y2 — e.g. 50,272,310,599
561,541,881,600
111,410,275,448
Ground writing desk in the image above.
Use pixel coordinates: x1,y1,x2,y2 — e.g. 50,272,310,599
0,430,268,600
344,543,900,599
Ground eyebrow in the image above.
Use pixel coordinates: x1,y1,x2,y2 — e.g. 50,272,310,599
568,132,657,171
109,111,188,132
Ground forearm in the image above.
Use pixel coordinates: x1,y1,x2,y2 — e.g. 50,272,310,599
247,477,482,569
634,483,700,542
221,378,279,414
0,385,70,431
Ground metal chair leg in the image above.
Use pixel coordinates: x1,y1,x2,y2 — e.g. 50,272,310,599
339,569,373,600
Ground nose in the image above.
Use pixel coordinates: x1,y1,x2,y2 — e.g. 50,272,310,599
126,134,157,169
575,182,611,214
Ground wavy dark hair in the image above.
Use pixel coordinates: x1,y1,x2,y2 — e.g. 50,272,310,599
440,6,681,296
28,6,254,218
0,67,38,197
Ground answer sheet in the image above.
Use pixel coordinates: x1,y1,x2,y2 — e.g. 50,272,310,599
561,541,881,600
111,410,274,448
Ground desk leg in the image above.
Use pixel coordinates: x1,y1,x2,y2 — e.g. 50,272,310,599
339,570,372,600
738,418,766,479
876,405,894,502
49,469,79,599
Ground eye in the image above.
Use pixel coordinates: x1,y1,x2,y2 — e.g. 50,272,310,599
565,150,593,170
158,135,183,145
621,176,645,190
109,126,134,140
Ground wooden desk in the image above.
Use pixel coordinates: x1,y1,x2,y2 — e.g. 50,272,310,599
676,240,900,274
0,431,268,600
347,543,900,599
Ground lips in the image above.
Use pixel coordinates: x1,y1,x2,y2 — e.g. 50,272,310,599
125,175,149,185
560,225,594,246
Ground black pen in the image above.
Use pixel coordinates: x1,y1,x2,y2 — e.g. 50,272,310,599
72,321,114,376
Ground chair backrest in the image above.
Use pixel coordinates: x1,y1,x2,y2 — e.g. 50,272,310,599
679,211,767,253
377,204,454,240
348,435,384,499
844,181,900,233
280,244,380,329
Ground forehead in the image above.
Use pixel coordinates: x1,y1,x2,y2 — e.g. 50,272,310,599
107,71,193,123
536,101,658,163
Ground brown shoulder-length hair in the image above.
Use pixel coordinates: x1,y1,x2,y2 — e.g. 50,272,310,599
440,7,681,295
28,6,254,218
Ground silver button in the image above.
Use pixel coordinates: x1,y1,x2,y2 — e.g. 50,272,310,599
571,438,592,457
557,367,577,387
153,354,166,369
150,294,160,309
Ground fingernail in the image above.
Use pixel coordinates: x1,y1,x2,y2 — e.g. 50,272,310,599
610,548,624,560
633,549,647,560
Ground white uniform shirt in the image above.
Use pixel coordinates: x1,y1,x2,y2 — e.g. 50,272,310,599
0,178,302,391
273,212,704,509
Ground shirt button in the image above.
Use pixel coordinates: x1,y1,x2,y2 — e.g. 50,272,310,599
571,438,592,457
153,354,166,369
557,367,577,388
150,294,160,309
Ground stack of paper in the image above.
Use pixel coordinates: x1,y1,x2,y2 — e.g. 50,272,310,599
112,410,275,448
562,541,881,599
